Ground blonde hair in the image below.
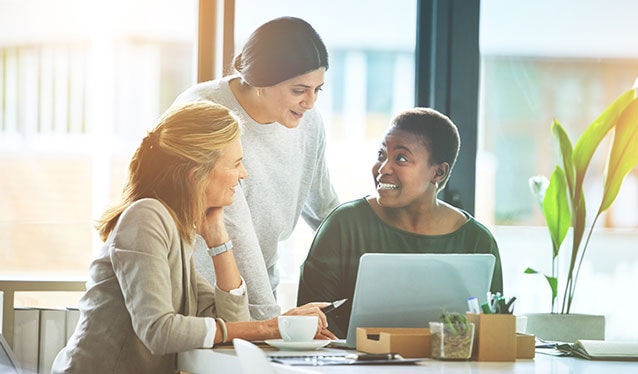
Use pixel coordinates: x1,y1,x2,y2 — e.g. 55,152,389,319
96,101,241,242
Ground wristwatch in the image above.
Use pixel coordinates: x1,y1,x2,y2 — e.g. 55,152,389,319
207,240,233,257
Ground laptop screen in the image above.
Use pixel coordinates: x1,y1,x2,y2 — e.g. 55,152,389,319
344,253,495,348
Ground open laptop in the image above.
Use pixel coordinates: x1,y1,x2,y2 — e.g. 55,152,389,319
338,253,495,349
0,334,21,374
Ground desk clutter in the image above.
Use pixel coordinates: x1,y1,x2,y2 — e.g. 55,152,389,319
354,302,535,362
355,323,535,362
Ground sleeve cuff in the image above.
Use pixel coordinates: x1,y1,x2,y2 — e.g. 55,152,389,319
216,276,246,296
203,317,216,348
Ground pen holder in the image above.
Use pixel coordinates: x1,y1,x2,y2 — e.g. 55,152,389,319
466,313,516,361
429,322,475,360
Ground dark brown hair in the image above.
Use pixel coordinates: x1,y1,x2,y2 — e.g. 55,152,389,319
233,17,329,87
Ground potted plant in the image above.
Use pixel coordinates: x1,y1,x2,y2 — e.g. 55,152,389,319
429,312,475,360
526,84,638,341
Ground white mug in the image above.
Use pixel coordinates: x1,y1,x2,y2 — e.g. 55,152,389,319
278,315,318,342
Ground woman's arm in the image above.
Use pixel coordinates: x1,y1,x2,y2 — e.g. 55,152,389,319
300,113,339,230
199,205,241,292
217,302,336,344
111,200,212,354
223,185,282,319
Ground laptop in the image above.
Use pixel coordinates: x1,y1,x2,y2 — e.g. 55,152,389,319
0,334,21,374
339,253,495,349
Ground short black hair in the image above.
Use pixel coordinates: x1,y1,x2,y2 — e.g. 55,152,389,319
390,107,460,185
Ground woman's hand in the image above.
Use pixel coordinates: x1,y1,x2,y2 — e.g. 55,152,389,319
198,207,229,247
282,302,338,340
198,207,241,292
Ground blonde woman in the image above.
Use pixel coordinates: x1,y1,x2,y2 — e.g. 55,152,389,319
52,102,333,374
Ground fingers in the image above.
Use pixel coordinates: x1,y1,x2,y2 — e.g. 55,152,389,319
305,302,331,309
315,328,338,340
283,303,331,330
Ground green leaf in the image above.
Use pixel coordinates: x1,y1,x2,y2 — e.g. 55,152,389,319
599,98,638,213
542,166,571,257
524,267,539,274
524,268,558,303
545,275,558,300
551,121,575,196
572,89,636,199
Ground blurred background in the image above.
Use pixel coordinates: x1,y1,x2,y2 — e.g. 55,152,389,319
1,0,637,340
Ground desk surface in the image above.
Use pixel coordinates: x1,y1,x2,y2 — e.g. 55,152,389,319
178,347,638,373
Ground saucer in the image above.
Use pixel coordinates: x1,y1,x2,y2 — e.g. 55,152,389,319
264,339,330,351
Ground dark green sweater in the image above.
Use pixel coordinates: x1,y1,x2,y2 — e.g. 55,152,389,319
297,197,503,338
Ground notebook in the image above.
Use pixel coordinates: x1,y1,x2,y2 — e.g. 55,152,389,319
339,253,496,349
557,340,638,360
0,333,21,374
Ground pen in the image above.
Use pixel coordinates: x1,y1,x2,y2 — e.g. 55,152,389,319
505,296,517,314
321,298,348,314
354,353,398,361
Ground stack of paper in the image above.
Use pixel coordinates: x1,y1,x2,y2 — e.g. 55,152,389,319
570,340,638,360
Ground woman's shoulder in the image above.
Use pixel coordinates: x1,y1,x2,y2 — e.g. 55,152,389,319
120,198,173,226
107,199,180,251
324,197,372,221
173,76,233,105
457,210,497,242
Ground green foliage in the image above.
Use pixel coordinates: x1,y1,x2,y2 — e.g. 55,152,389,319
528,86,638,314
440,312,470,335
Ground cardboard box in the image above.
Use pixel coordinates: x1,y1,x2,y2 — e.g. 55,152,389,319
356,327,430,358
516,333,536,359
466,313,516,361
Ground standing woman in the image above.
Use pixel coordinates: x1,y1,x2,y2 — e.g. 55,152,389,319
174,16,339,319
52,102,332,374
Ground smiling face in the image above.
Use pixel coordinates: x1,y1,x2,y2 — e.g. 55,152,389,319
259,68,325,128
372,128,440,208
204,138,247,208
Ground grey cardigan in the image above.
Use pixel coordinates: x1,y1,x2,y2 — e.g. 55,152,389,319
52,198,249,373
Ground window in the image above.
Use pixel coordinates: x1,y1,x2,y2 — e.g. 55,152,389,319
0,0,197,307
478,0,638,340
477,0,638,227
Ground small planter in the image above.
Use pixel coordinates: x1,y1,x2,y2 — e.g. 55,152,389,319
523,313,605,342
429,321,475,360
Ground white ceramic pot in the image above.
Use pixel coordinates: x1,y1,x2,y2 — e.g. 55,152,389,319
522,313,605,343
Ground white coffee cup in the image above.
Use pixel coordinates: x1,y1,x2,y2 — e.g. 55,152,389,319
278,315,318,342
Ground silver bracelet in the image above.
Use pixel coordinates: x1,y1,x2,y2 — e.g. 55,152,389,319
215,317,228,343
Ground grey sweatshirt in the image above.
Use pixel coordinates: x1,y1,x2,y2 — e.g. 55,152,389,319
173,76,339,319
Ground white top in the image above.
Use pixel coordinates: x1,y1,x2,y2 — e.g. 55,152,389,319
174,76,339,319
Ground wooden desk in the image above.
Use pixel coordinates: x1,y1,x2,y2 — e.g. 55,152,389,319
0,278,86,348
178,347,638,373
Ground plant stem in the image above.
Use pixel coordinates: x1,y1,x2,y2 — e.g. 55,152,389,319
566,215,600,313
